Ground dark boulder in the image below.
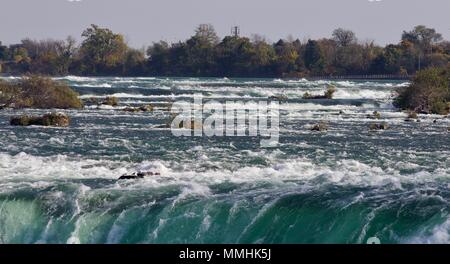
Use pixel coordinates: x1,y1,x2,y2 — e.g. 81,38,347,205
122,104,154,113
118,171,161,180
269,95,288,101
10,113,70,127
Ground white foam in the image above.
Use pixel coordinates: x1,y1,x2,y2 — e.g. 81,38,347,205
406,219,450,244
0,152,447,190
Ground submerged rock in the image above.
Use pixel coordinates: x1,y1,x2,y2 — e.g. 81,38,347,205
369,122,389,130
122,104,154,113
82,97,101,106
405,111,419,122
269,95,288,101
118,171,161,180
408,111,418,119
311,122,328,132
367,111,381,119
139,105,154,112
155,118,202,130
102,97,119,106
123,107,141,113
178,120,203,130
10,113,70,127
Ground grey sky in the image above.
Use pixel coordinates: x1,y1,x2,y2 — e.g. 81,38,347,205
0,0,449,47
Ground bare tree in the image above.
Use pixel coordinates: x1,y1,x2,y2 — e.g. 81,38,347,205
332,28,357,47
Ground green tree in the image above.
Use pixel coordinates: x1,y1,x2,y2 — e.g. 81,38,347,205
123,48,146,76
0,41,8,61
304,40,324,74
370,44,404,74
216,36,254,76
273,39,299,75
79,24,128,75
252,39,276,76
147,41,170,75
182,24,220,76
402,25,443,55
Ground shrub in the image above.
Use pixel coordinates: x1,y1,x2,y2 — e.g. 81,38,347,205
0,75,82,109
324,86,337,99
394,66,449,114
1,79,29,107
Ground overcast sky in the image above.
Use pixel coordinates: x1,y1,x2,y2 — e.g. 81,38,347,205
0,0,449,47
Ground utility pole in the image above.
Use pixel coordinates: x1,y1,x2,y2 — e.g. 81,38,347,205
231,26,240,37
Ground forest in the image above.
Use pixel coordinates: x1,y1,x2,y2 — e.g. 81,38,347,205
0,24,448,77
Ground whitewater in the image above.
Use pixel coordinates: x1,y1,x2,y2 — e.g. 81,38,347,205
0,77,449,244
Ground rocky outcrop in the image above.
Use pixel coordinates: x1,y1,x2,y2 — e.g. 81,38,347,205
303,86,336,100
122,104,154,113
367,111,381,119
404,111,419,122
311,122,328,132
369,122,389,130
10,112,70,127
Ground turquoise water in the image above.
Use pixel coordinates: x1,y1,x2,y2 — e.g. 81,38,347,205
0,77,449,244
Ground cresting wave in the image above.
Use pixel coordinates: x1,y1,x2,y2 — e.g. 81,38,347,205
0,152,448,244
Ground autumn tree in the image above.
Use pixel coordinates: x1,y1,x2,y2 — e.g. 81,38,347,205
402,25,443,55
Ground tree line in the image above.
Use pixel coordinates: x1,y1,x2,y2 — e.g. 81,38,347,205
0,24,448,77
